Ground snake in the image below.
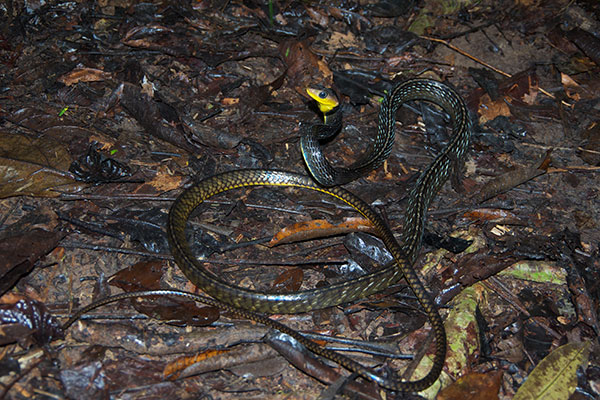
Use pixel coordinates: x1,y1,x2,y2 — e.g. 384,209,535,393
165,79,472,391
65,79,471,392
301,79,470,188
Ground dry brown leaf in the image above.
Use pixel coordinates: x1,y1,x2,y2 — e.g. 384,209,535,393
478,93,511,124
325,31,360,49
282,40,333,94
164,349,230,380
0,132,84,198
137,164,185,193
561,72,585,102
271,268,303,293
437,371,503,400
267,217,375,247
221,97,239,106
58,67,113,86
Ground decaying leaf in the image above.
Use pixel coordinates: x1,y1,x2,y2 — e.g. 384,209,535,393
0,228,66,295
69,144,132,183
420,285,484,398
499,260,567,285
0,293,63,346
578,121,600,166
0,132,84,198
267,217,375,247
437,370,503,400
109,260,219,326
443,286,482,378
57,67,113,86
471,70,540,124
271,267,304,293
138,164,185,193
513,341,590,400
280,40,333,94
472,150,551,203
462,208,522,224
59,361,107,399
164,349,230,380
265,331,380,400
164,344,282,381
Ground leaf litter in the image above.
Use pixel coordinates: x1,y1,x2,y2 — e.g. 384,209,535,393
0,1,599,399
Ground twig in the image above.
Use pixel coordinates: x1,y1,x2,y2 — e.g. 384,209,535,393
421,36,570,107
60,194,306,215
60,241,347,266
421,35,511,77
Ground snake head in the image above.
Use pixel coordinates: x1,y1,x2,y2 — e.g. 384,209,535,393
306,87,339,116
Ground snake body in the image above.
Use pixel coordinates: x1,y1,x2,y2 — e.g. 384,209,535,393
166,78,471,391
301,79,470,190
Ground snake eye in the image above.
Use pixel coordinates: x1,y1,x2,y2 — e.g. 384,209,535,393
318,91,328,99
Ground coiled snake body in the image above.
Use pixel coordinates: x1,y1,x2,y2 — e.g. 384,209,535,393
166,79,472,391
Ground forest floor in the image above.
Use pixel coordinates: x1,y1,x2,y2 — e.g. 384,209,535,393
0,0,599,399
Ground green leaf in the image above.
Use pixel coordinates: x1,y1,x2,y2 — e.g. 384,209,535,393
499,260,566,285
514,341,590,400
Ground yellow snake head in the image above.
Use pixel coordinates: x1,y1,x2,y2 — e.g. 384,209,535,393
306,87,339,119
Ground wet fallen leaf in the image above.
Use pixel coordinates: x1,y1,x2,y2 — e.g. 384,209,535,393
109,260,220,326
344,232,393,272
0,132,83,198
0,293,63,346
437,370,503,400
265,331,381,400
109,260,167,291
271,267,304,293
513,341,590,400
69,144,132,183
281,40,333,94
0,228,66,295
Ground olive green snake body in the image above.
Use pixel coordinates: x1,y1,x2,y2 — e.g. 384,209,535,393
167,79,471,390
66,79,471,392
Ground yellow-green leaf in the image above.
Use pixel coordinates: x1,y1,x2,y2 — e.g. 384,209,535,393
499,260,566,285
514,341,590,400
418,285,484,399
